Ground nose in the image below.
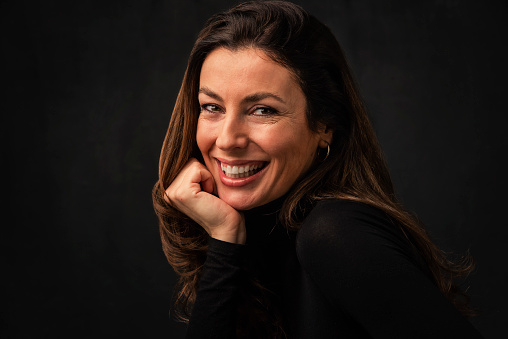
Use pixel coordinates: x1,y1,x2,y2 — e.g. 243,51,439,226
215,113,249,151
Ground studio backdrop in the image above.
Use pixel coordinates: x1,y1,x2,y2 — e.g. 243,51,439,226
2,0,507,338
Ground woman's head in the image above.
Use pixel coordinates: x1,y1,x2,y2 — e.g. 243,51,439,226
160,0,392,212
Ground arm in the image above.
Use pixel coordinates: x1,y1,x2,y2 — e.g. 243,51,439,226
185,238,245,339
296,200,483,338
164,158,246,337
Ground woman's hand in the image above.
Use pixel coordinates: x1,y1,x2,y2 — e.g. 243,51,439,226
164,158,246,244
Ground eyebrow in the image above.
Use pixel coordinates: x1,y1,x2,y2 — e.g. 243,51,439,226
198,86,286,105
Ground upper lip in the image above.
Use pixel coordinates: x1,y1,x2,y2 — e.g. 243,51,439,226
214,157,268,166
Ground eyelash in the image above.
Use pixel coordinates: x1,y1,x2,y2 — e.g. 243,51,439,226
199,104,279,116
252,106,278,116
200,104,223,114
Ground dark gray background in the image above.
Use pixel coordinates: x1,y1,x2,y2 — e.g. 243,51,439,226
2,0,507,337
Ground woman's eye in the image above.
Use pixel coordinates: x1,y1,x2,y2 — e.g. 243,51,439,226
200,104,222,113
252,106,278,116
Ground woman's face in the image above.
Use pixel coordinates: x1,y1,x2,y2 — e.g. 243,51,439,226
196,47,324,210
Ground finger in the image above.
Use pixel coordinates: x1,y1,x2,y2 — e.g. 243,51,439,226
199,168,215,194
163,185,172,203
184,162,214,194
165,158,213,203
164,160,195,204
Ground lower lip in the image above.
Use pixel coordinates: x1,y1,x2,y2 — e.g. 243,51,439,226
216,159,268,187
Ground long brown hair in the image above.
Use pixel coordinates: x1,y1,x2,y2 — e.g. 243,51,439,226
153,0,475,324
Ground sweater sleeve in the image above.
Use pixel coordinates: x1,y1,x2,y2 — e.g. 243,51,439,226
185,237,245,339
296,200,483,338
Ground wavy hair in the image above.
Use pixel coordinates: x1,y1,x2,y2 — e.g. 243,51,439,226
153,0,475,327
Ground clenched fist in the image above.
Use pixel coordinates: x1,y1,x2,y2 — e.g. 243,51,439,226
164,158,246,244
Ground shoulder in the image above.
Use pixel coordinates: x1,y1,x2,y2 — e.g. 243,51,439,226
294,200,480,338
296,199,395,249
296,199,412,272
299,199,390,228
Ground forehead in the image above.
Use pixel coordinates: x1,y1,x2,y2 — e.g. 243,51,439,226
199,47,301,99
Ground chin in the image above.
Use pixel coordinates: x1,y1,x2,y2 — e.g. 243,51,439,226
218,190,264,211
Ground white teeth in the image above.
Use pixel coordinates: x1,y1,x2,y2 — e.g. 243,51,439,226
220,162,264,178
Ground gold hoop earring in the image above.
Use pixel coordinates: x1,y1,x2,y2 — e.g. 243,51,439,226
318,143,330,162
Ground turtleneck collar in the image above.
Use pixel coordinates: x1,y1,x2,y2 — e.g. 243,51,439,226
242,195,288,245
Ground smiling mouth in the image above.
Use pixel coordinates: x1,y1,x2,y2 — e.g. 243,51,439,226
219,161,267,178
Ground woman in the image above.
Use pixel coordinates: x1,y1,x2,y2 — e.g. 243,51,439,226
153,1,482,337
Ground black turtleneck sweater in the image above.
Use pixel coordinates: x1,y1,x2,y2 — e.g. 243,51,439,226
185,199,483,338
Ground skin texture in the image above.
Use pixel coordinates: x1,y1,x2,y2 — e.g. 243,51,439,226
166,47,331,244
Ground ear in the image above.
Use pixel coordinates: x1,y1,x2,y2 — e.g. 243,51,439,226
317,123,333,148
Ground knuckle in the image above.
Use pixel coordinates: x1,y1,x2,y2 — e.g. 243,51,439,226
165,183,180,200
190,161,202,171
172,187,187,203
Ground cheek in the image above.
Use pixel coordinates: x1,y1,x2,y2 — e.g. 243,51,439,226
195,122,215,170
196,120,212,155
259,127,317,168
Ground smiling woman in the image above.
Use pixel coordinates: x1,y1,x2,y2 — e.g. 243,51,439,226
152,1,482,338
